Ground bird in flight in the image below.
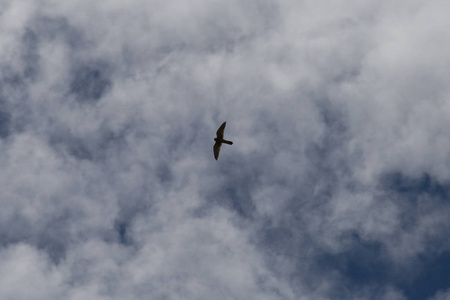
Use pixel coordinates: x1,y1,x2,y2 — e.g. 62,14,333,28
213,122,233,160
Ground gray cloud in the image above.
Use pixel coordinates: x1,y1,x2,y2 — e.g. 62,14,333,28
1,0,450,299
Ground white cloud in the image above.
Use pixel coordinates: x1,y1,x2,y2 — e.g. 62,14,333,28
0,244,64,299
1,0,450,299
428,289,450,300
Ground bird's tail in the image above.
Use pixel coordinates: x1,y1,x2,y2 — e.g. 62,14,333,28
223,140,233,145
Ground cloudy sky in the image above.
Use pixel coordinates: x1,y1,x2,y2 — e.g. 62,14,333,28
1,0,450,299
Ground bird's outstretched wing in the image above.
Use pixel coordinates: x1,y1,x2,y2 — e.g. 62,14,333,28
216,122,226,139
213,141,221,160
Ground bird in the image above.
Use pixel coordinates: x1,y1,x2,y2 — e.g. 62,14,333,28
213,122,233,160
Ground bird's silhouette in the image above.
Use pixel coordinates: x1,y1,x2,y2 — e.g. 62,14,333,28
213,122,233,160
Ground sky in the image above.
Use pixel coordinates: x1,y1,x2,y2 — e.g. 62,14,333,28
1,0,450,299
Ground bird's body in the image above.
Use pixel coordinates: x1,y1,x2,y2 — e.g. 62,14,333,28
213,122,233,160
214,138,233,145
